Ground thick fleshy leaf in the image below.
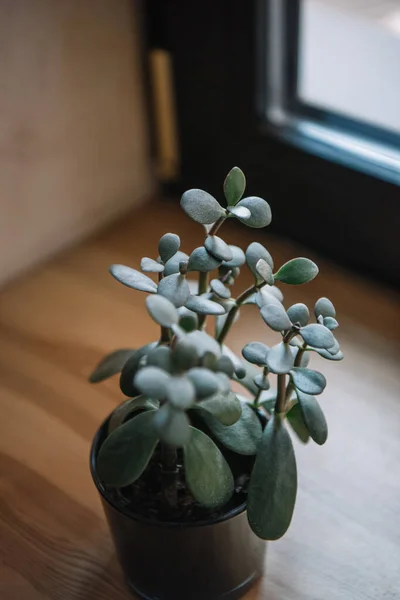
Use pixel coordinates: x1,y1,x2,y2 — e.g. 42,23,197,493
134,366,170,399
242,342,269,365
221,245,246,268
266,342,294,374
323,316,339,330
146,346,173,372
224,166,246,206
256,289,282,308
163,251,190,276
235,197,272,228
274,258,319,285
247,415,297,540
171,339,199,371
290,347,310,367
108,396,159,434
97,411,158,487
181,189,225,224
185,295,226,315
287,303,310,327
205,235,233,262
246,242,274,278
296,390,328,445
196,392,242,426
187,367,220,399
216,372,231,395
215,355,235,377
154,403,191,446
89,348,136,383
179,330,221,359
141,257,164,273
222,345,247,379
327,338,340,355
290,367,326,395
158,233,180,263
254,374,270,390
256,259,274,285
119,343,158,396
109,265,157,293
210,279,231,299
229,206,251,220
166,376,196,409
157,273,190,307
315,297,336,318
314,347,344,361
300,324,335,349
259,388,277,412
177,306,198,332
287,403,310,444
261,303,292,332
184,427,234,508
187,246,222,272
146,295,179,327
201,398,262,455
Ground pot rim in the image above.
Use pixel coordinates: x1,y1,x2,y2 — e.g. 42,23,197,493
90,415,248,530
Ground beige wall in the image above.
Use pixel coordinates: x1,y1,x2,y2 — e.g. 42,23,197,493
0,0,154,286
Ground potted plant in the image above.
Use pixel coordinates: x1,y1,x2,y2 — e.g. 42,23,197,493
89,167,343,600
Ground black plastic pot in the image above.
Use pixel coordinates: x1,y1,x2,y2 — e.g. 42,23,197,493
90,418,266,600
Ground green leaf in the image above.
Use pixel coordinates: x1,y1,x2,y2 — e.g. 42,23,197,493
215,355,235,377
314,297,336,318
109,265,158,293
97,410,159,487
177,306,198,332
300,324,335,349
196,392,242,425
229,205,251,220
181,189,225,224
256,259,274,285
183,330,222,358
221,245,246,268
171,339,199,371
89,348,136,383
146,295,179,327
296,390,328,445
201,398,262,455
187,246,222,272
184,427,234,508
108,396,159,434
134,366,170,399
290,367,326,395
158,233,180,263
223,166,246,206
140,257,164,273
254,374,270,390
185,295,226,315
274,258,319,285
323,316,339,330
146,346,173,372
242,342,269,365
205,235,233,262
245,242,274,277
287,303,309,327
166,376,196,409
287,403,310,444
154,403,191,446
221,345,247,379
327,338,340,355
266,342,294,374
235,197,272,228
260,304,292,332
119,343,158,396
157,273,190,307
187,367,220,399
259,388,277,412
210,278,231,299
247,415,297,540
163,251,190,276
313,347,344,361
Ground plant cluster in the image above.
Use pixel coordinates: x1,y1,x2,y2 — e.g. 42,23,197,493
90,167,343,540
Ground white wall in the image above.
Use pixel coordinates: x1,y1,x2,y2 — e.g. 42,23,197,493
0,0,154,287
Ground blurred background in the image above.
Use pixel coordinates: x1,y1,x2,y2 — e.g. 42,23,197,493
0,2,399,599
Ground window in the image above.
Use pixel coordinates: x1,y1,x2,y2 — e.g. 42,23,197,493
266,0,400,184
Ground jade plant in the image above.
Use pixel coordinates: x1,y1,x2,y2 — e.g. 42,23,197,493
89,167,343,540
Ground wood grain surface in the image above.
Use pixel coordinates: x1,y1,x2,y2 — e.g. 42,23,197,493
1,198,399,600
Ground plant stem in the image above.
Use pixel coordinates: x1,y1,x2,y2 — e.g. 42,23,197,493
285,344,306,401
253,367,269,408
198,271,209,295
276,372,287,414
216,284,258,344
160,443,178,509
209,216,226,236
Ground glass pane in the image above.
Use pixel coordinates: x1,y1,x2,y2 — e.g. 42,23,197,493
298,0,400,134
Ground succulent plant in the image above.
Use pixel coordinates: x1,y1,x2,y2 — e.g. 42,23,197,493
89,167,343,540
